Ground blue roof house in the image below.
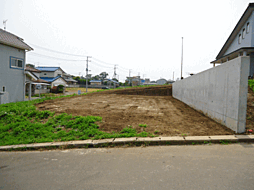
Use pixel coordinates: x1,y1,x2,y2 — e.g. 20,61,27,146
211,3,254,77
36,67,67,87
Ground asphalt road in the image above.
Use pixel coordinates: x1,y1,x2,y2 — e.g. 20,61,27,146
1,144,254,190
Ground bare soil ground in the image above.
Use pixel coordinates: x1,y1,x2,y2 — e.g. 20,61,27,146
36,85,240,136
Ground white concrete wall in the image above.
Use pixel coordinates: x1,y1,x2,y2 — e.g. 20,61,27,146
173,56,250,133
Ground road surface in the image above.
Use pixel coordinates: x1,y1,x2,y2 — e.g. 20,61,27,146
1,144,254,190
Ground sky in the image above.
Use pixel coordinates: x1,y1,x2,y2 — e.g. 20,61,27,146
0,0,253,82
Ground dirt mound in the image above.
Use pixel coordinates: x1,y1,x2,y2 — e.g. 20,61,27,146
102,85,172,96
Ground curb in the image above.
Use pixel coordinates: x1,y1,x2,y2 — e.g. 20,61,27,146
1,135,254,151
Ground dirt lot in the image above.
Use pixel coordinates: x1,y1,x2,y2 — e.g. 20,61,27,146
36,85,240,136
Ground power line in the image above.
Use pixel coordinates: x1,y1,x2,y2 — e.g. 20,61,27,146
29,43,88,57
92,57,115,66
29,52,86,62
29,43,131,71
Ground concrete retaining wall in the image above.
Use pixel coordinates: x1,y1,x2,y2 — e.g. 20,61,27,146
173,56,250,133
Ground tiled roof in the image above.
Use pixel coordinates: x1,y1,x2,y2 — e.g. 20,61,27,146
0,28,33,50
40,76,63,83
90,80,102,82
104,79,119,84
35,79,49,83
65,78,77,82
36,67,61,72
25,66,41,73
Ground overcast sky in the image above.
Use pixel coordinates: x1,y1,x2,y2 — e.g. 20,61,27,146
0,0,253,82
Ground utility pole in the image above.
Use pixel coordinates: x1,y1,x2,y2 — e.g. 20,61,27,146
173,71,174,81
129,69,131,86
113,65,118,79
138,72,140,86
86,56,92,93
181,37,183,80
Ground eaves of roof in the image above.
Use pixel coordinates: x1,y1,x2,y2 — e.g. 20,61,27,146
25,66,41,73
216,3,254,59
36,67,60,72
211,47,254,63
40,76,67,83
0,28,33,51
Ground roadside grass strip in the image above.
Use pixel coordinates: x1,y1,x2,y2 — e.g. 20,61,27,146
249,79,254,92
0,92,154,146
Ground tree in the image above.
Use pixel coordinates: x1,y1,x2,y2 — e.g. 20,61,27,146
99,72,109,83
112,78,118,82
91,75,100,80
73,76,80,81
26,63,35,68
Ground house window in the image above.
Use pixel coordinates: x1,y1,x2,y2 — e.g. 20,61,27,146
247,22,250,33
238,34,241,44
44,73,47,75
10,57,23,68
242,28,245,39
2,86,5,92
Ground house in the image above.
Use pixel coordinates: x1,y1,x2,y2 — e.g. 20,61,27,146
62,73,78,85
90,80,102,85
104,79,119,87
36,67,68,88
0,28,33,104
211,3,254,77
167,79,175,84
36,66,65,78
156,78,167,85
25,66,50,98
126,76,141,86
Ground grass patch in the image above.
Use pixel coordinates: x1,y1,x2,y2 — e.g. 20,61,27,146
0,91,152,146
249,79,254,93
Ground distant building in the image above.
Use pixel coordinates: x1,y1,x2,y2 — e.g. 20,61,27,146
211,3,254,77
90,80,102,85
156,78,167,85
25,66,50,98
167,79,175,84
62,73,77,85
126,76,141,86
36,67,67,88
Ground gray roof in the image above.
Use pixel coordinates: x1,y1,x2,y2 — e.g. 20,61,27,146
0,28,33,51
65,78,77,82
